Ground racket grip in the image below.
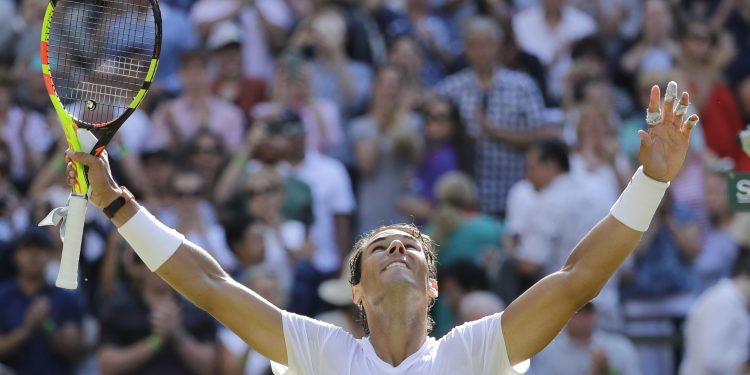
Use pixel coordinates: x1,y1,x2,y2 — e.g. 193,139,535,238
55,194,88,289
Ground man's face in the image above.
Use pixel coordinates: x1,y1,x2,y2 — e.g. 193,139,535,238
14,245,49,280
352,230,437,306
465,30,499,72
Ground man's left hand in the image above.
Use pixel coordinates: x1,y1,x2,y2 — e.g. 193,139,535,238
638,81,699,182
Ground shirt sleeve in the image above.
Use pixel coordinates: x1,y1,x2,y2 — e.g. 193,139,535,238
270,311,356,374
440,312,513,375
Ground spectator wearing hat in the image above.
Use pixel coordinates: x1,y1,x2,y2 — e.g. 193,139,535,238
0,228,85,375
208,21,267,124
529,302,641,375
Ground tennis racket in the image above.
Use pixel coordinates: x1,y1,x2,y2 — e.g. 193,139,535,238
40,0,162,289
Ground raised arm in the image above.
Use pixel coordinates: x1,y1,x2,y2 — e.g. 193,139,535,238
65,151,287,365
502,83,699,365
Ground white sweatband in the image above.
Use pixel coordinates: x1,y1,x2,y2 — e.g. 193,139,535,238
118,207,185,271
610,166,670,232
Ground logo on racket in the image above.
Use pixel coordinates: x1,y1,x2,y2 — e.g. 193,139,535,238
86,100,97,111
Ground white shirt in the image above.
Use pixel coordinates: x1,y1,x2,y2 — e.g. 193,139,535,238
271,311,515,375
512,5,596,99
283,152,355,272
2,107,55,180
681,279,750,375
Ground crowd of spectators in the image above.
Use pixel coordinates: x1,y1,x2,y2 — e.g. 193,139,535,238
1,0,750,374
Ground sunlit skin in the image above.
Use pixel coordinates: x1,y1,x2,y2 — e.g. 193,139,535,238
351,229,438,366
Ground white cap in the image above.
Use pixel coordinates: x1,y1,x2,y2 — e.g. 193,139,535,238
207,21,243,51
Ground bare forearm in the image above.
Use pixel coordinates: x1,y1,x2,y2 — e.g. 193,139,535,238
175,332,217,375
98,341,157,375
0,326,32,358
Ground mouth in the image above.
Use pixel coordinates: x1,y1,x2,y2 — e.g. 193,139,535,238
382,260,410,272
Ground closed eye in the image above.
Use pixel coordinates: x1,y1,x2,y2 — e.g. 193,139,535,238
372,245,386,253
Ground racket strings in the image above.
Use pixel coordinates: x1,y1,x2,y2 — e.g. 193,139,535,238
46,0,156,126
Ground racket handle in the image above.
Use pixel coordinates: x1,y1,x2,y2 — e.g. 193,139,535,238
55,194,88,289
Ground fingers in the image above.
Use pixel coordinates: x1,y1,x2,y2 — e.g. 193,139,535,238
638,129,652,149
682,114,699,135
673,92,690,125
662,81,678,124
646,85,661,127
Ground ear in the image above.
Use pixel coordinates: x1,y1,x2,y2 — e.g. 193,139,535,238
351,284,363,306
427,278,438,299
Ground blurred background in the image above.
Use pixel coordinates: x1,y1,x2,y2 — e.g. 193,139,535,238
1,0,750,374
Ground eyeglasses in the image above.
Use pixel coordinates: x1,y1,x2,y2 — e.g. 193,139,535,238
246,185,281,199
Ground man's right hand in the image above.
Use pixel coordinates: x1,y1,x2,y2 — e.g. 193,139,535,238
65,149,122,208
23,297,50,332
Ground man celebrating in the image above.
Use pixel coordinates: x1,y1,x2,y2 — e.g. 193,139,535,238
65,82,697,374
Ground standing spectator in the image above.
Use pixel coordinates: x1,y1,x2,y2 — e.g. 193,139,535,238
435,16,546,217
351,65,422,234
620,0,678,79
97,249,217,375
681,248,750,375
0,228,84,375
208,21,267,124
694,167,739,292
182,130,228,200
190,0,293,81
0,73,54,192
512,0,597,102
149,51,246,153
398,96,473,221
253,53,344,156
278,117,355,317
677,20,750,171
288,7,373,117
530,303,642,375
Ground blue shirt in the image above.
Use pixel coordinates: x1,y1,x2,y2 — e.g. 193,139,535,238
0,280,84,375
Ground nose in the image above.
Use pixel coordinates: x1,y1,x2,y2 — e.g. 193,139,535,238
387,240,406,255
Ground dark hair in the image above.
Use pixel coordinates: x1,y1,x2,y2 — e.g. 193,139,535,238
14,227,52,252
424,96,475,177
348,223,438,335
437,260,489,292
529,138,570,172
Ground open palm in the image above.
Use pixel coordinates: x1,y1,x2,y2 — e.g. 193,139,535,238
637,83,699,182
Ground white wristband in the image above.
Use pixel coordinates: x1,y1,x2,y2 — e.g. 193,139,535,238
610,166,669,232
118,207,184,271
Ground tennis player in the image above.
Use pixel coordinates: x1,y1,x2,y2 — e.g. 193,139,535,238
66,83,697,374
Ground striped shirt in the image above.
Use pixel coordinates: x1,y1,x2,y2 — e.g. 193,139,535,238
435,67,545,214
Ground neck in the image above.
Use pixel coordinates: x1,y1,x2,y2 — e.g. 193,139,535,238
365,296,428,367
18,275,45,296
473,68,494,87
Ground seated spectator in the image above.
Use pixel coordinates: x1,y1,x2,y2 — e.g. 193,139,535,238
0,228,84,375
351,65,422,235
218,266,286,375
398,96,473,222
512,0,597,103
97,249,217,375
208,21,267,123
681,247,750,375
620,194,701,300
426,172,503,268
181,130,228,201
287,7,373,118
695,167,739,292
315,261,366,339
433,260,490,337
156,167,236,271
455,290,504,325
530,302,641,375
243,168,307,296
149,51,245,154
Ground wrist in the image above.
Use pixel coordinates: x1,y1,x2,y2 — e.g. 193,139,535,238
610,166,669,231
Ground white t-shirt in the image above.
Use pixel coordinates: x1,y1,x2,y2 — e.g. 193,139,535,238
270,311,515,375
